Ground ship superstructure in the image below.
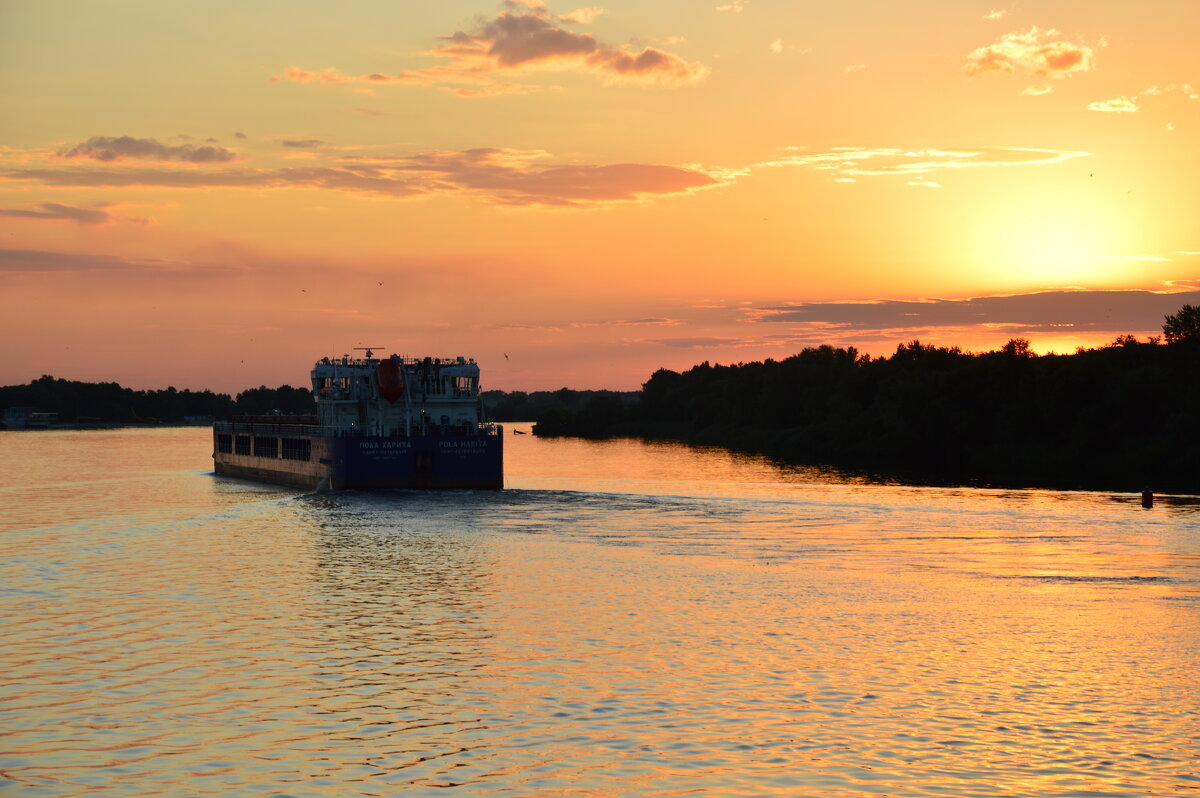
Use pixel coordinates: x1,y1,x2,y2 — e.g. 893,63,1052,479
213,350,503,490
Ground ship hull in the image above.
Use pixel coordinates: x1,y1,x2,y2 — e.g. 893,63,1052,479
213,428,503,490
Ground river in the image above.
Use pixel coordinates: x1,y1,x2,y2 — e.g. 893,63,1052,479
2,426,1198,796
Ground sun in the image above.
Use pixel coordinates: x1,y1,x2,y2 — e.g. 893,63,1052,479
1006,213,1103,284
973,200,1136,288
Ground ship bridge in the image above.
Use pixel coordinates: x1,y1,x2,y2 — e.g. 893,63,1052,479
310,352,496,437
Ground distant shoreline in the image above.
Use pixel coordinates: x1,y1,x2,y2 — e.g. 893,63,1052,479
1,421,215,432
532,339,1200,495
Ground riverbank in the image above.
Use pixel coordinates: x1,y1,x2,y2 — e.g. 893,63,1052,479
533,340,1200,494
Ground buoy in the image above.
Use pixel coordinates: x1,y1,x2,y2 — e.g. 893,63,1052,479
1141,486,1154,509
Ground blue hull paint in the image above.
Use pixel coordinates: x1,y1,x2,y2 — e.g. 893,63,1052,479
331,434,503,489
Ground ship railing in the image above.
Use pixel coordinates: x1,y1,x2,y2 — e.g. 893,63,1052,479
315,355,475,369
214,421,324,437
215,420,504,437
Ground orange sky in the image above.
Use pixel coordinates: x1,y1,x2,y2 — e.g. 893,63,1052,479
2,0,1198,392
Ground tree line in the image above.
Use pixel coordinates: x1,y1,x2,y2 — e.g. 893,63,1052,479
0,376,313,425
0,376,635,427
533,305,1200,492
482,388,638,422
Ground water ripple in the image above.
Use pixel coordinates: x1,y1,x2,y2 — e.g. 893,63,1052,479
1,429,1198,795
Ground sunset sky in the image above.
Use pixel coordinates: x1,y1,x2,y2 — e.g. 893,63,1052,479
2,0,1198,392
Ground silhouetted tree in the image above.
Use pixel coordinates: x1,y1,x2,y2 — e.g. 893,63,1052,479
1162,304,1200,343
1000,337,1033,357
234,385,314,415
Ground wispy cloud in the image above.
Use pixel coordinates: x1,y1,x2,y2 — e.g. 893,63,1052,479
964,27,1096,78
985,9,1009,21
557,6,604,24
0,202,112,225
1088,83,1199,114
570,317,682,328
1089,97,1139,113
3,146,725,208
641,336,748,348
0,248,203,273
379,148,724,206
716,0,748,11
750,289,1200,338
60,136,237,163
278,1,705,97
760,146,1088,183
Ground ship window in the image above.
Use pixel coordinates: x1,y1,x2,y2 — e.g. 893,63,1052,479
253,436,278,458
454,376,476,396
281,438,311,461
216,434,233,453
235,435,251,455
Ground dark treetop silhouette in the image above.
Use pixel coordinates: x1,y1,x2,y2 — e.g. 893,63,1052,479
534,307,1200,492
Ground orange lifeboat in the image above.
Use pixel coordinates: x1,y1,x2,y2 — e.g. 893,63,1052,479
376,359,405,404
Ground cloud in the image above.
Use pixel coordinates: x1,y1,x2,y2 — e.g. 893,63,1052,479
645,336,744,348
751,290,1200,337
558,6,604,23
844,63,866,73
279,3,706,96
964,27,1095,78
281,139,324,148
0,248,195,272
61,136,237,163
0,202,112,224
4,141,1089,207
570,317,682,328
2,147,724,208
716,0,748,11
1089,97,1139,113
761,146,1088,182
1088,83,1198,116
1,165,429,196
1022,84,1053,96
388,148,722,205
985,9,1008,20
768,39,783,54
440,7,708,86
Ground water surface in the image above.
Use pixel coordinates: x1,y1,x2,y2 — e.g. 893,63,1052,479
2,427,1198,796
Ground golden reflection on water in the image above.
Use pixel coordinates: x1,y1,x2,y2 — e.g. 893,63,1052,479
0,427,1198,796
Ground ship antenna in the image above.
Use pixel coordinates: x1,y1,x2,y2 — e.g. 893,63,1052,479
353,346,385,359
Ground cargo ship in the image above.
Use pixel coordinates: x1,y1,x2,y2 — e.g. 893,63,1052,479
213,349,502,490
